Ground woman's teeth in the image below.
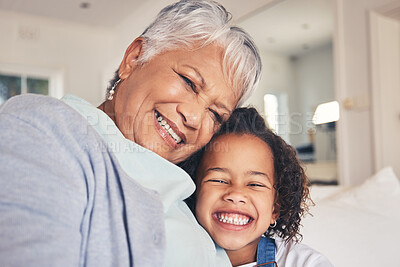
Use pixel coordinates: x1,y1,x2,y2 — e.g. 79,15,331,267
217,213,251,226
155,111,182,143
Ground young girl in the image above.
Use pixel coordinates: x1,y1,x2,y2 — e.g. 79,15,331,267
180,108,333,267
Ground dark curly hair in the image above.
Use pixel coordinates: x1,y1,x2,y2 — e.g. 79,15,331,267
179,107,311,242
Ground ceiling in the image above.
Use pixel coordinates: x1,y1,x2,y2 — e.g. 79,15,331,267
0,0,145,28
239,0,333,56
0,0,333,56
0,0,276,27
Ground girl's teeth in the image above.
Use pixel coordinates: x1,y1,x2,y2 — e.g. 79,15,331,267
217,213,250,226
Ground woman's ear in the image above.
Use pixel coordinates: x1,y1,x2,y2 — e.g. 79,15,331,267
118,37,145,79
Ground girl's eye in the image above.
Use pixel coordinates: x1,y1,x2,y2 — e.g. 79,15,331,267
248,183,266,188
209,109,223,124
207,179,228,184
179,74,197,93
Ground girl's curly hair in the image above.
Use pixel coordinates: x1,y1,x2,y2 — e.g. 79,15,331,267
179,107,311,242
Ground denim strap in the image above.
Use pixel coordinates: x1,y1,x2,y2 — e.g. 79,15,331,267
256,236,276,266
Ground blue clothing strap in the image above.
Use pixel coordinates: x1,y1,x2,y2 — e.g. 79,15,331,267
256,236,276,266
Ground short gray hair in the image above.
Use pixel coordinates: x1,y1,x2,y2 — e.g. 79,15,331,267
110,0,261,106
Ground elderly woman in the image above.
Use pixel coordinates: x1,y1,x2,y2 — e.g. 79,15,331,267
0,0,261,266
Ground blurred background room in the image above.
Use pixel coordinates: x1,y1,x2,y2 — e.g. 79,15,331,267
238,0,337,185
1,1,399,266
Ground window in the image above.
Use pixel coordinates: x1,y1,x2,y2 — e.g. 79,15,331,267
264,94,279,132
264,93,290,143
0,63,63,105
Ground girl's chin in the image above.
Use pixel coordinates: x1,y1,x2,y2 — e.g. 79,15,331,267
214,237,249,251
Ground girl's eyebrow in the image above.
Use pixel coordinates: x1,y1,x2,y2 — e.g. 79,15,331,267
205,168,269,177
247,170,273,185
205,167,228,173
205,168,271,180
247,170,269,179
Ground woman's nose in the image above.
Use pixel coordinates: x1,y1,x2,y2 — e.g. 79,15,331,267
223,189,247,205
177,102,203,130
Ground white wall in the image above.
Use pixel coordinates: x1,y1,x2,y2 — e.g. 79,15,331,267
290,43,334,147
243,50,294,142
108,0,177,74
244,50,293,111
0,10,115,105
334,0,398,185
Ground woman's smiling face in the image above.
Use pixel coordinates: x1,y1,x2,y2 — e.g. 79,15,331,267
195,134,278,263
111,39,237,163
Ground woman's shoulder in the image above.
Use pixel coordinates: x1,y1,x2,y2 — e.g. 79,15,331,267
0,94,100,150
274,236,334,267
0,94,75,119
1,94,88,127
2,93,61,108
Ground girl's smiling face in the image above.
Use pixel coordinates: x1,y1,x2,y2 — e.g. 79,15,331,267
195,134,279,264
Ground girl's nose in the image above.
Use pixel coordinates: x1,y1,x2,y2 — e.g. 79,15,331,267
223,189,247,205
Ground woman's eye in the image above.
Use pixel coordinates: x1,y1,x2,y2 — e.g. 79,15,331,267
179,74,197,93
209,109,223,124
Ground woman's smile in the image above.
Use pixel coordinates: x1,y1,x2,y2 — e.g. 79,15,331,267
154,110,185,149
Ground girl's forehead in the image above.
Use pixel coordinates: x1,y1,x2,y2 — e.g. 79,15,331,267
197,133,275,180
206,133,272,156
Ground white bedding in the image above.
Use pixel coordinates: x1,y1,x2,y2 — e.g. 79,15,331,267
301,167,400,267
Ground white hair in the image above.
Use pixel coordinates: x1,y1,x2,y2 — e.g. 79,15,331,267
112,0,261,106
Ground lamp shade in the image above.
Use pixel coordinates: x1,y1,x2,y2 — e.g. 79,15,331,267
312,101,339,125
